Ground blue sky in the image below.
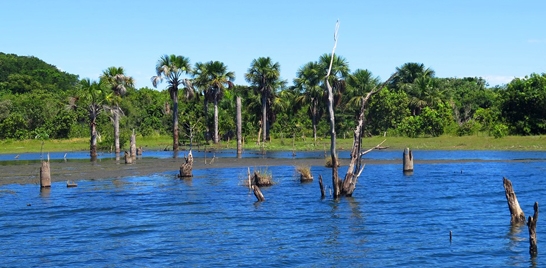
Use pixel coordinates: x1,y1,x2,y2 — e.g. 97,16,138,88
2,1,545,89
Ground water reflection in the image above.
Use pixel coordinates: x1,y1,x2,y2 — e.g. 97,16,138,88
39,187,51,198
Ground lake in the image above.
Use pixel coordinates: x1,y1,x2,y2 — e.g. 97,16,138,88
1,150,545,267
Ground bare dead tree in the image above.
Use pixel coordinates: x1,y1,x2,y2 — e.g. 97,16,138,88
325,20,397,198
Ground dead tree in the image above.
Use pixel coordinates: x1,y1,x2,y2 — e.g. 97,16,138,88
252,185,265,202
236,96,243,158
528,202,539,257
503,177,526,224
318,175,326,198
325,20,395,198
130,129,137,158
179,151,194,178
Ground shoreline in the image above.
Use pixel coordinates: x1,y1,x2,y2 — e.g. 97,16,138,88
1,155,545,187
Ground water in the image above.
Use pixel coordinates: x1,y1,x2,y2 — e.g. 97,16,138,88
1,151,546,267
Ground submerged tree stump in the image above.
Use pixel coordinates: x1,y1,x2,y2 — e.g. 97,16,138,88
318,175,325,198
40,160,51,188
503,177,526,224
136,146,143,156
528,202,539,257
253,185,265,202
124,151,132,164
252,171,273,187
179,151,193,178
403,148,413,172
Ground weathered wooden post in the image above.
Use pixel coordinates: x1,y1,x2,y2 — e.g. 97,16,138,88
528,202,539,257
179,151,193,178
403,148,414,173
236,96,242,158
40,155,51,188
503,177,526,224
124,151,132,164
130,129,137,158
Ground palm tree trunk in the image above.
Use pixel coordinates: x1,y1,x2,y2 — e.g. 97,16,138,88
214,97,219,144
114,106,120,154
204,99,210,142
312,99,317,143
261,92,267,144
90,119,97,159
172,90,179,151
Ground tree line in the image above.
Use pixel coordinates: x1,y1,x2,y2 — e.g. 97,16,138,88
1,52,545,151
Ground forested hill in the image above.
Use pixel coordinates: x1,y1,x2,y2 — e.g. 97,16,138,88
0,52,79,93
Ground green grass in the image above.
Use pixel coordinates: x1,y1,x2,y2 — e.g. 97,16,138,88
0,134,544,154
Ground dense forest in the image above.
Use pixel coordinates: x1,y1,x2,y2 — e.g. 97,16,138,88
0,52,545,150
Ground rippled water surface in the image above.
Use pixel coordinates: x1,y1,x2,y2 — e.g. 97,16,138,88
1,151,546,267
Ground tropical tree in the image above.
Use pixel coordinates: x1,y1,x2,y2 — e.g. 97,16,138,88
151,54,193,151
319,53,350,108
100,66,134,154
391,62,435,90
245,57,282,143
192,61,235,144
79,78,106,158
294,61,323,142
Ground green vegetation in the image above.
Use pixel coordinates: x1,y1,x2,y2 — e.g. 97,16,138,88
1,53,546,155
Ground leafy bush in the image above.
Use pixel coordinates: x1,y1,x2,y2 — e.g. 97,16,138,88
492,123,508,138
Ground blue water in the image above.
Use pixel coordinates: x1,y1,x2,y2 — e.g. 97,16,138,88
1,151,546,267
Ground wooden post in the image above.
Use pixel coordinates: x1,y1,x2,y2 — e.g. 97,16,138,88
253,185,265,202
179,151,193,178
528,202,539,257
236,96,242,158
403,148,414,172
40,157,51,188
503,177,526,224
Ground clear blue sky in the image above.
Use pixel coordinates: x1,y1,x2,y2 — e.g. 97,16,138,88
2,0,544,89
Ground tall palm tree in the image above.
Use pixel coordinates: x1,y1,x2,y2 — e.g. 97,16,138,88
192,61,235,144
346,69,381,108
80,78,106,159
100,66,134,154
245,57,281,143
151,54,192,151
319,53,350,107
294,61,323,142
391,62,435,90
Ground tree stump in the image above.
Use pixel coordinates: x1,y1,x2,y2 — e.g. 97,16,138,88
136,146,143,156
253,185,265,202
252,171,273,187
503,177,526,224
40,160,51,188
528,202,539,257
124,151,132,164
179,151,193,178
403,148,413,172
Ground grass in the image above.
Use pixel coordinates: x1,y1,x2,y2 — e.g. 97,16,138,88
0,134,544,154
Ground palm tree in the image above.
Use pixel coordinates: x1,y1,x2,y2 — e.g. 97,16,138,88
319,53,350,107
80,78,106,159
245,57,281,143
192,61,235,144
151,54,192,151
346,69,381,108
294,61,323,142
100,66,134,154
391,62,435,90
